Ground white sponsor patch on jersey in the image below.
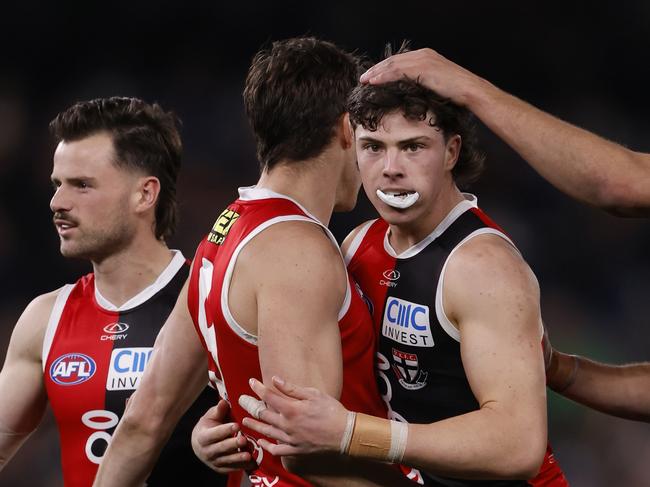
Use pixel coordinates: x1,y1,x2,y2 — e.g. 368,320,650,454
382,297,434,347
106,347,153,391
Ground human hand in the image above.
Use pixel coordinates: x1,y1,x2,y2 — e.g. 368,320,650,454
191,399,256,473
239,376,349,457
360,48,484,106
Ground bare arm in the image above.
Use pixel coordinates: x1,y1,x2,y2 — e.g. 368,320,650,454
245,222,412,486
545,334,650,422
361,48,650,216
402,235,547,478
0,292,54,470
242,235,547,479
93,277,209,487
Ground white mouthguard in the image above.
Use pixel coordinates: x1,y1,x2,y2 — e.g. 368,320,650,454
376,189,420,209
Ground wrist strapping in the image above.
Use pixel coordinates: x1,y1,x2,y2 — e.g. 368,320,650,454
340,412,408,463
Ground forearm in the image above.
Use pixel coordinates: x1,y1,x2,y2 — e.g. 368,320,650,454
0,427,31,471
464,80,650,215
404,407,545,480
93,409,173,486
548,352,650,422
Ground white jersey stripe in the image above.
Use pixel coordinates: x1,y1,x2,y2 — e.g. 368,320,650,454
42,284,75,369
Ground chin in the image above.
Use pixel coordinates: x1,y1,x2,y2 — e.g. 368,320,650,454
374,203,418,227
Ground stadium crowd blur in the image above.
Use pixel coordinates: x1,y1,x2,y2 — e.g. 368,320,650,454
1,2,649,485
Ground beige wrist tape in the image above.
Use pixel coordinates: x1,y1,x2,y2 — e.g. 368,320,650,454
341,413,408,463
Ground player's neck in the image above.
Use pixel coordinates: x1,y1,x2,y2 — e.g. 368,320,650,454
91,234,173,308
257,155,341,226
388,185,465,254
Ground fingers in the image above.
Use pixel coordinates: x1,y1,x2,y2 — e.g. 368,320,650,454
196,421,241,446
201,400,230,423
208,451,257,474
248,378,297,414
271,375,318,400
242,416,293,445
239,394,267,420
258,437,302,457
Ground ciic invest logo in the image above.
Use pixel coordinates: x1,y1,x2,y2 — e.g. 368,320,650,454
380,269,400,288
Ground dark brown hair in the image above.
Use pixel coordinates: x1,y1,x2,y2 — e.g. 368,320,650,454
243,37,362,170
348,46,484,188
49,96,182,240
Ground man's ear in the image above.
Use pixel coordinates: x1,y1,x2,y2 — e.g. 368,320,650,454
445,134,462,171
339,112,354,150
133,176,161,214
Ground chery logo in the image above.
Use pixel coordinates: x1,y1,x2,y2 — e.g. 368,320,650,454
382,269,401,281
103,322,129,334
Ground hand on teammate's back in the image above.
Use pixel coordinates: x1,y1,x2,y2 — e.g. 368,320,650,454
191,400,256,474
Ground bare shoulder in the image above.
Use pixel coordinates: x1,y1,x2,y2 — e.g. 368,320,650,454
243,219,342,267
448,233,537,290
340,220,374,256
9,288,62,361
238,220,346,290
444,233,540,324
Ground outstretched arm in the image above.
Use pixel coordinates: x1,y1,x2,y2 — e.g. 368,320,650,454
94,278,210,486
545,332,650,422
361,48,650,216
0,292,54,471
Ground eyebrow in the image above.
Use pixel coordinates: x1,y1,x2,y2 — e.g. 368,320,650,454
357,135,433,144
398,136,432,145
51,176,99,185
358,136,383,144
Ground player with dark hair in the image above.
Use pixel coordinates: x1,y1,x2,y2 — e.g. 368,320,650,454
0,97,226,486
94,38,413,487
360,48,650,423
209,77,569,485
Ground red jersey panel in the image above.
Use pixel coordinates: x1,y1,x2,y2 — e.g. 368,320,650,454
42,252,226,487
188,187,386,487
345,195,568,487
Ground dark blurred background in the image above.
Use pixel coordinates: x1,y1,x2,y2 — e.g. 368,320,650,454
1,1,649,485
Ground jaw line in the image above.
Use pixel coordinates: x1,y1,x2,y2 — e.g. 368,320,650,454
376,189,420,209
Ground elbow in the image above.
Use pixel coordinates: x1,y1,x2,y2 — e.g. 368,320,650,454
596,183,642,216
495,434,547,480
119,396,169,442
592,153,650,217
483,416,547,480
506,449,546,480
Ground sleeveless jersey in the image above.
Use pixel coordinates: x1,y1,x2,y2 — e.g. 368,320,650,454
345,195,569,487
42,251,226,487
188,186,387,487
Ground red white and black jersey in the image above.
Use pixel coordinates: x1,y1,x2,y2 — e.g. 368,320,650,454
188,186,387,487
345,195,569,487
42,251,226,487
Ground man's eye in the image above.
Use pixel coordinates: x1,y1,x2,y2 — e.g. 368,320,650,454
364,143,381,152
405,143,423,152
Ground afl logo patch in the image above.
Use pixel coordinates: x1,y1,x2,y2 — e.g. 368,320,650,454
103,322,129,334
49,353,97,386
